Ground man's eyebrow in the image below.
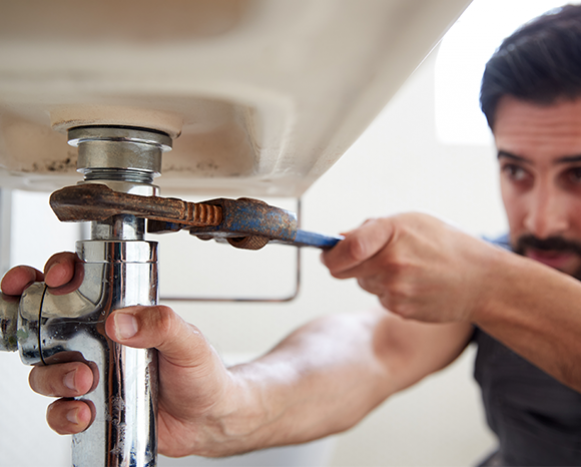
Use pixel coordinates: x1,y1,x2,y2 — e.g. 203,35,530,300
555,154,581,164
497,151,531,164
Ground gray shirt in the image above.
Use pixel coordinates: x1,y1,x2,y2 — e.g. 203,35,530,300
474,235,581,466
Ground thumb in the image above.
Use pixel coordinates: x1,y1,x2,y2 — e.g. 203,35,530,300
105,305,212,368
321,217,396,276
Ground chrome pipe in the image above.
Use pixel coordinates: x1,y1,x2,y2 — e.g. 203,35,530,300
1,239,159,467
68,239,158,467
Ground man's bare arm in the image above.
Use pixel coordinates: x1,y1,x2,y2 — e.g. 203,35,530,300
472,250,581,392
224,312,472,452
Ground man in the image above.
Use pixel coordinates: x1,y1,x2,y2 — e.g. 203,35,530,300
3,4,581,465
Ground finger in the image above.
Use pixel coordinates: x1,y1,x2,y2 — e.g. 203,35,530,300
44,252,84,295
46,399,93,435
0,265,44,296
105,306,214,368
321,218,395,276
29,362,94,398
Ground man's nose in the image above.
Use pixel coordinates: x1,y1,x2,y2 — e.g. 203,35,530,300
524,184,569,239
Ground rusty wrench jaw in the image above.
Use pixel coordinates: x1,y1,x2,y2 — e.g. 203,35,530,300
50,183,343,250
50,183,222,227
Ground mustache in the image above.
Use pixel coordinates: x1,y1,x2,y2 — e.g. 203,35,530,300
514,235,581,256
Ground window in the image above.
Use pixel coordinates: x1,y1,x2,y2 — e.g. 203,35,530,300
435,0,577,145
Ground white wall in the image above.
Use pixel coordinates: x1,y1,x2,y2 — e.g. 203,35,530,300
0,45,503,466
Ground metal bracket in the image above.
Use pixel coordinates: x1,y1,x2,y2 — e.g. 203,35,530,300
159,199,304,303
0,189,12,278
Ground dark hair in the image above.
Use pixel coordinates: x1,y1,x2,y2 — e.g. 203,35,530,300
480,4,581,130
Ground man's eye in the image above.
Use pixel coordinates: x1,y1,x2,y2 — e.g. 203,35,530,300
503,164,528,181
566,167,581,184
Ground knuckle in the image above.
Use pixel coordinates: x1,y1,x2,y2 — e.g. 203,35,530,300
187,323,213,355
377,282,415,315
357,276,380,294
330,270,347,279
346,236,368,262
361,216,378,226
386,257,410,275
380,295,411,318
381,247,414,274
153,305,175,335
28,368,54,396
46,402,67,434
392,222,410,241
389,281,415,301
28,369,41,393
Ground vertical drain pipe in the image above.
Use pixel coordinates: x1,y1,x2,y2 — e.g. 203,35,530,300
67,126,172,467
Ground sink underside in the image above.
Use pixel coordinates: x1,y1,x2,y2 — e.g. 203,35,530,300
0,0,471,197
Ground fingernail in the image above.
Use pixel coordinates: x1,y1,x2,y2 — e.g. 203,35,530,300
66,408,78,425
114,313,138,340
64,370,76,391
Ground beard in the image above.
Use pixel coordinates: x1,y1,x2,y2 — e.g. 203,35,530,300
513,234,581,280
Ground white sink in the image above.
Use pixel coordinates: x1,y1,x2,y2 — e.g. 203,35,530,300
0,0,470,197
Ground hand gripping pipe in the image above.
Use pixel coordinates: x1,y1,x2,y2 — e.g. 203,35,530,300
0,126,172,467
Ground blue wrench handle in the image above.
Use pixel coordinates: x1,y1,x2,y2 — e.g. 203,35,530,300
292,230,344,249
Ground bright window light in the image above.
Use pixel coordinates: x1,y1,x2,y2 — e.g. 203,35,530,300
435,0,580,146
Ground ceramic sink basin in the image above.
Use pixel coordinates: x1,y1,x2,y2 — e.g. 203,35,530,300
0,0,471,196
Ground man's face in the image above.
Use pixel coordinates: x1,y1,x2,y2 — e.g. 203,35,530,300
495,96,581,278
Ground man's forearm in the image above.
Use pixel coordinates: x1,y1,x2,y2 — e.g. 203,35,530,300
200,310,472,457
473,248,581,392
217,311,395,454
